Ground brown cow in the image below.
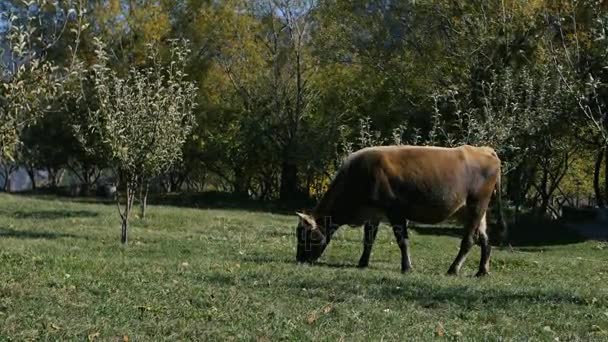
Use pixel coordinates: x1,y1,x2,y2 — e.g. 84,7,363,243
295,145,507,276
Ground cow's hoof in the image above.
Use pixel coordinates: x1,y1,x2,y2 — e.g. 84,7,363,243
446,269,458,276
475,270,489,277
357,260,369,268
401,267,412,274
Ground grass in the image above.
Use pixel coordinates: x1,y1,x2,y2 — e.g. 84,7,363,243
1,194,608,341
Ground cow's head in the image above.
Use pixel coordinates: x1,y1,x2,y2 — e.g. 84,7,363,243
295,212,327,263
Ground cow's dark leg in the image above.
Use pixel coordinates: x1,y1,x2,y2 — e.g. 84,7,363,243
358,220,380,268
392,220,412,273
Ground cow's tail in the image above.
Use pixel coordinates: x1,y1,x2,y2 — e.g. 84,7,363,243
493,170,509,248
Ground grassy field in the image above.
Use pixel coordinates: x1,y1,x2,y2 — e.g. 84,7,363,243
1,194,607,341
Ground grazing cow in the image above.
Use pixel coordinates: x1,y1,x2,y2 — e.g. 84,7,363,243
295,145,507,276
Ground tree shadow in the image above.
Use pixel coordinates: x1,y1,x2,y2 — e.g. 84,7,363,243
14,191,302,215
410,220,587,247
0,227,81,240
0,209,99,220
147,191,314,215
10,192,116,206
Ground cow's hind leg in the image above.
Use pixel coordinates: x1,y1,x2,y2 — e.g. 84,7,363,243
475,214,491,277
391,219,412,273
448,206,489,276
358,220,380,268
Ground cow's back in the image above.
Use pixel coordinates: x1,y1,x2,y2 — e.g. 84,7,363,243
314,145,501,225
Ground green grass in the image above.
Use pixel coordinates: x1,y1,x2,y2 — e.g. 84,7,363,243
1,194,608,341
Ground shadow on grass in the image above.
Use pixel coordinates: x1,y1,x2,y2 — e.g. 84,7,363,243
0,227,81,240
242,252,377,270
370,278,588,307
205,269,589,308
0,209,99,220
411,225,463,239
242,254,295,265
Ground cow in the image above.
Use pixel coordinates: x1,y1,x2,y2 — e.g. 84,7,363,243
295,145,507,276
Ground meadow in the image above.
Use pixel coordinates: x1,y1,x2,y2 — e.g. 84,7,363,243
0,193,607,340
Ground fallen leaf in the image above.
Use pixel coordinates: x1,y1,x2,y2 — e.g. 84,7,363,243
591,325,604,332
50,323,61,330
322,304,333,314
543,325,553,332
123,335,129,342
306,311,318,325
181,262,189,267
435,323,445,337
87,332,100,341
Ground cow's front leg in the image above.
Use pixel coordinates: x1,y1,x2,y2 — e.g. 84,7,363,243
448,209,487,276
392,220,412,273
358,220,379,268
447,230,474,275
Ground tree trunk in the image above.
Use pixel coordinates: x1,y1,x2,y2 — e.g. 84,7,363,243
3,177,9,192
26,166,36,191
279,160,298,201
119,182,136,245
233,167,248,197
49,168,65,188
538,167,550,217
140,181,149,219
121,217,128,245
0,162,15,192
604,146,608,208
594,147,604,207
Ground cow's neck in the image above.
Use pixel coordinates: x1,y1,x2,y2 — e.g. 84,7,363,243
313,204,340,241
311,168,347,240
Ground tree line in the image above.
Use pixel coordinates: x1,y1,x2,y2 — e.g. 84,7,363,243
2,0,608,239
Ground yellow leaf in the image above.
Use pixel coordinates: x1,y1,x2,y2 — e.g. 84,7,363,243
435,323,445,337
306,311,318,325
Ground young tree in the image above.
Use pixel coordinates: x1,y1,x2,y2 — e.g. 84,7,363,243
76,38,197,244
